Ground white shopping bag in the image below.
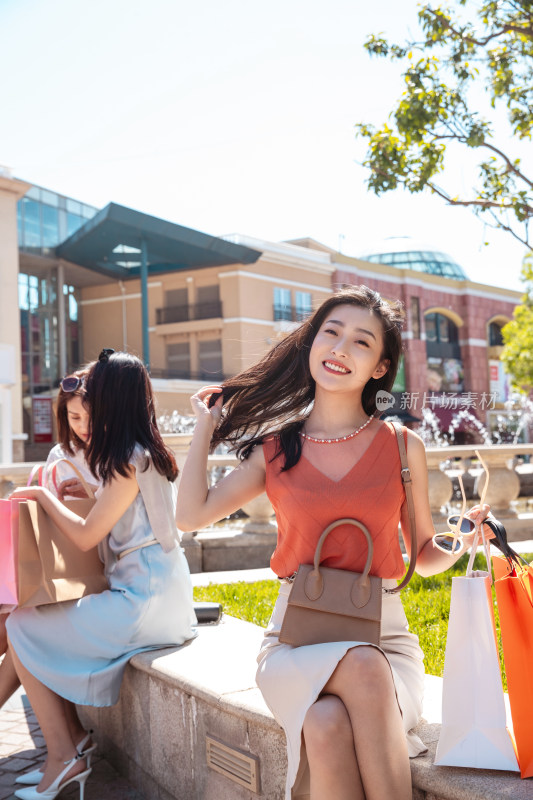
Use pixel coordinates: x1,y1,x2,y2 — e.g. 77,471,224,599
435,534,519,771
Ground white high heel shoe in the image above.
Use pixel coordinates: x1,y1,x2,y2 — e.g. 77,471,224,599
14,755,91,800
15,732,96,786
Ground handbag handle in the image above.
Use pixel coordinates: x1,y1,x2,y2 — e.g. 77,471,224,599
47,459,96,500
305,518,375,608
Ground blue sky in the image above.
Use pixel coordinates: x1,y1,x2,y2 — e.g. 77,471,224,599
1,0,528,291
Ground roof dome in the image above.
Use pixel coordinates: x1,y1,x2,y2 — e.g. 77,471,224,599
358,236,469,280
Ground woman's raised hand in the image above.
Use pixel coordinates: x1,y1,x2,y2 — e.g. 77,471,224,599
190,385,224,433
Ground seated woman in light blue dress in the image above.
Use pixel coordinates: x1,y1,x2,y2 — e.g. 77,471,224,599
0,365,100,789
7,350,197,800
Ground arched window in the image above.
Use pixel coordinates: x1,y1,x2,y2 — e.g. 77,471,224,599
424,311,463,393
425,312,460,358
489,321,504,347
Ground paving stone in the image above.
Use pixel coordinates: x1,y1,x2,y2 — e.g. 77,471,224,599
0,695,145,800
0,758,32,773
1,734,34,747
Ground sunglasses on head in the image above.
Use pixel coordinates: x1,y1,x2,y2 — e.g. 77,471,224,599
432,450,489,555
60,376,84,393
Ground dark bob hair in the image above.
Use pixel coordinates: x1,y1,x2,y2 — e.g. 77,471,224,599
85,351,177,484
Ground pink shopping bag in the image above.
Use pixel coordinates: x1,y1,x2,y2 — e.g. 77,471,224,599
0,499,23,604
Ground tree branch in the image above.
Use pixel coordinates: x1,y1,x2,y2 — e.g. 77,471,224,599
428,133,533,189
478,141,533,189
424,8,533,46
483,207,532,249
428,182,531,247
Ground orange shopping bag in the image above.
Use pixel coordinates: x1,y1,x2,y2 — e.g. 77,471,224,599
493,554,533,778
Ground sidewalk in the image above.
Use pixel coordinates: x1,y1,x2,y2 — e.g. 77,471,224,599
0,689,144,800
0,571,277,798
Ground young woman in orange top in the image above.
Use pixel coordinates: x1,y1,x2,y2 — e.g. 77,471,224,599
176,286,490,800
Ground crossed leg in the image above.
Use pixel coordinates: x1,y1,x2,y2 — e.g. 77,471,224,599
303,646,412,800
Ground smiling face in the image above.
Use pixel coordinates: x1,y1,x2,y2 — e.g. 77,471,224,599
309,304,389,396
66,395,90,445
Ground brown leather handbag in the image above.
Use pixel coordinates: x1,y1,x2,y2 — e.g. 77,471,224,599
278,423,417,647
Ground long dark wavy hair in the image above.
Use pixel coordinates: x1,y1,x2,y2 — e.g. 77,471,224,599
211,285,404,470
85,351,177,484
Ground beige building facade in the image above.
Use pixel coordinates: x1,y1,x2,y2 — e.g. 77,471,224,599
80,238,334,414
0,171,523,461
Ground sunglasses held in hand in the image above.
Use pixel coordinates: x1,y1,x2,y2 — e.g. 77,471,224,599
432,450,489,555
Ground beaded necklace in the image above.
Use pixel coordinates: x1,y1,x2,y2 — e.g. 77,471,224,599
300,414,374,444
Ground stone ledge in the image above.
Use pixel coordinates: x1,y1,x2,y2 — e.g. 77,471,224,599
79,617,529,800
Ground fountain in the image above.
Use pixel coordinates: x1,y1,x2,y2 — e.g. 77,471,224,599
447,409,492,446
158,411,277,572
416,407,449,447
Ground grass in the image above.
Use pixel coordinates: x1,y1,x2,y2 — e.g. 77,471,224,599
193,552,533,689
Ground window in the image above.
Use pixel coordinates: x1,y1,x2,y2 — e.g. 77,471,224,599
66,213,84,238
195,285,221,319
295,291,312,321
425,314,437,343
274,287,292,321
425,312,458,344
160,289,188,324
489,322,504,347
166,342,190,378
425,312,461,362
20,198,41,249
410,297,421,339
165,288,188,308
199,339,223,378
41,204,59,248
17,189,98,255
196,285,220,304
19,271,61,422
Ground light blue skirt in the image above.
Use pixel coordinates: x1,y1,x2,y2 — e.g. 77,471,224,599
7,543,197,706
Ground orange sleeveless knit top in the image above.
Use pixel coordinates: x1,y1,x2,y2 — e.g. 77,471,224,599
264,421,406,579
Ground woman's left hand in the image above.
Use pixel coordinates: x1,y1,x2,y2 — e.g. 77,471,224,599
10,486,46,502
463,503,495,547
57,479,92,500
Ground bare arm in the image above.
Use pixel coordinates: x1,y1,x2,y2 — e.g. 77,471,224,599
10,472,139,551
400,430,490,577
176,386,267,532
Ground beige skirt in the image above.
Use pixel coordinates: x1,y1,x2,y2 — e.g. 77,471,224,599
256,580,427,800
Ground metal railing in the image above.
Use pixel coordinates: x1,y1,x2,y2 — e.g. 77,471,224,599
273,304,310,322
149,368,228,381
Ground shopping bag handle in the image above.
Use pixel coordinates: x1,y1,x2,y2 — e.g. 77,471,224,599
46,459,96,500
26,465,44,487
466,524,492,581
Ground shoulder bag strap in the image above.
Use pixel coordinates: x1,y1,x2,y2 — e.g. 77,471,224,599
388,422,417,593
